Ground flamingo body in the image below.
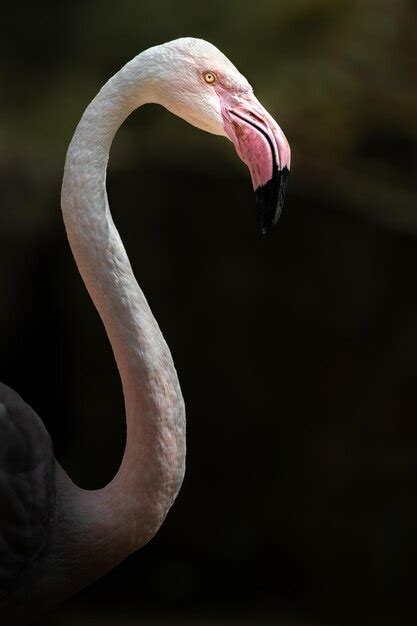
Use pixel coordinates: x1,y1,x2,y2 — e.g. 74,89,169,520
0,37,290,623
0,384,54,608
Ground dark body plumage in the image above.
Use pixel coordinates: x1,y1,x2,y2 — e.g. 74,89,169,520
0,383,55,613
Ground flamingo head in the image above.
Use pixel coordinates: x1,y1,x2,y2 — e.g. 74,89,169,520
147,38,291,233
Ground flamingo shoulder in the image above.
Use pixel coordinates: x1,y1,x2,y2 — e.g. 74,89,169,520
0,383,55,605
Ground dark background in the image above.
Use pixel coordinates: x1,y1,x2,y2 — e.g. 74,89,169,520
1,1,417,625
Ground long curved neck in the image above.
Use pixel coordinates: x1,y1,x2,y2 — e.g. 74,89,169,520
60,52,185,561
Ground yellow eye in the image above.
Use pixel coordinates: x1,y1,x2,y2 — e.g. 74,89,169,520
203,71,216,84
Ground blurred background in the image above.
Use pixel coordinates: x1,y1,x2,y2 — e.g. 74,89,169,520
1,1,417,624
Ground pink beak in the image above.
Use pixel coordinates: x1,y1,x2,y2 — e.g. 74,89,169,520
220,92,291,233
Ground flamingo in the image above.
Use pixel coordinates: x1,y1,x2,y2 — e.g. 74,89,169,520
0,37,290,623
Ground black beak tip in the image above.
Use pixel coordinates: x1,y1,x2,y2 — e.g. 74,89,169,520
255,166,290,234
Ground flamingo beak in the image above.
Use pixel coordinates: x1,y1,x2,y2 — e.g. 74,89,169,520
221,94,291,233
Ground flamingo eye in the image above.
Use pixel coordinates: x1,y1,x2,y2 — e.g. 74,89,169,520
203,71,216,84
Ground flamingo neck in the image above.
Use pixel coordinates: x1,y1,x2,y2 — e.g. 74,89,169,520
60,52,186,564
